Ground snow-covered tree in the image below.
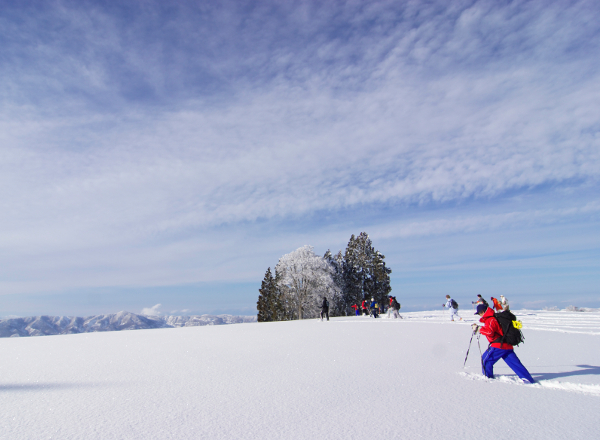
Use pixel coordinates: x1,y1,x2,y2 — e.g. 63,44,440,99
275,245,338,320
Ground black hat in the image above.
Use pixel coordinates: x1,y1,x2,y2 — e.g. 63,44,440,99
475,304,487,315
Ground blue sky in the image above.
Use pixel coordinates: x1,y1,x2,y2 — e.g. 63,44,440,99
1,0,599,317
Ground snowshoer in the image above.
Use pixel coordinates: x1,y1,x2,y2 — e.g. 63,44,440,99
361,300,368,316
370,297,379,318
320,297,329,321
491,297,503,312
472,304,534,383
390,296,402,319
500,295,510,311
443,295,462,321
351,303,360,316
472,294,488,308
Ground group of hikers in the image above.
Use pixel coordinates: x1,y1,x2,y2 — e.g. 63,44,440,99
319,295,402,321
347,296,402,319
442,294,510,321
319,292,534,384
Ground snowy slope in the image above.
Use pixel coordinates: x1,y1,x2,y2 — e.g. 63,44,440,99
0,312,256,338
0,310,599,439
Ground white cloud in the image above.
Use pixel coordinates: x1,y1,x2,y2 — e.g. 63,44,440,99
141,304,162,316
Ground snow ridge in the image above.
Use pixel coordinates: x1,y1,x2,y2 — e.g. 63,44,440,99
0,312,256,338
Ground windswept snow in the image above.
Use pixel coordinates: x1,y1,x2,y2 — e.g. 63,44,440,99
1,310,599,439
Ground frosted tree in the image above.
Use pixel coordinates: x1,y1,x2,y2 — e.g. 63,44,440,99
276,245,338,320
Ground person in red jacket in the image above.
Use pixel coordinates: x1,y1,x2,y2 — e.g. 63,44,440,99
472,304,535,384
490,297,503,312
351,303,360,316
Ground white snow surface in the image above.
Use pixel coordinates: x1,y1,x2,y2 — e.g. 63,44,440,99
1,309,599,439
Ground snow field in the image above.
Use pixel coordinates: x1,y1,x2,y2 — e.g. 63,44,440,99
1,310,599,439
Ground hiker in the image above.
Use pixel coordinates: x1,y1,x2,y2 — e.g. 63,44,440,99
472,294,489,308
390,296,402,319
320,297,329,321
370,297,379,318
351,303,360,316
361,299,368,316
500,295,510,311
472,304,535,383
491,297,503,312
443,295,462,321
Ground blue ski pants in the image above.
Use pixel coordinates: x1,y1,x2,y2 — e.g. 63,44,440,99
482,347,535,384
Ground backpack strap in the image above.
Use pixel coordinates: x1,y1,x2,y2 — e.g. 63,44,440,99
489,315,510,348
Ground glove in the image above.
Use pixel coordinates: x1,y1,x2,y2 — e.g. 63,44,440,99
471,324,479,332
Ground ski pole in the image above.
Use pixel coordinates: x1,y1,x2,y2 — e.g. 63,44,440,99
463,328,477,368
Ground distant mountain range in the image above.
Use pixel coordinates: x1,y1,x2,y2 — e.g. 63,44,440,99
0,311,257,338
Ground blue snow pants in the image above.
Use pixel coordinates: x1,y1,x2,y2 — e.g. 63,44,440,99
482,347,535,383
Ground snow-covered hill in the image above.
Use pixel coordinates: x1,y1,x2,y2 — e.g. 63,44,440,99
0,311,256,338
1,309,599,439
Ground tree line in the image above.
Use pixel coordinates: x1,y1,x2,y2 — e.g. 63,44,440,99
257,232,392,321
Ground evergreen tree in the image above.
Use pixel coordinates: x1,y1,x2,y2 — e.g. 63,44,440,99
343,232,392,313
257,268,275,322
324,249,345,316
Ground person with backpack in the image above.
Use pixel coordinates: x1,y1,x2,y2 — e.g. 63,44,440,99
443,295,462,321
387,296,395,318
390,296,402,319
370,297,379,318
500,295,510,311
472,294,488,308
361,299,368,316
351,303,360,316
472,304,535,383
490,297,503,312
320,297,329,321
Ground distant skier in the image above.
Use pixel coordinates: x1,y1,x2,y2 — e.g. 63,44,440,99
361,299,368,316
491,297,503,312
472,304,534,383
443,295,462,321
351,303,360,316
500,295,510,311
320,297,329,321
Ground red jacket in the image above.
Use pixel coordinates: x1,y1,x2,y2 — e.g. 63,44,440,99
491,297,503,312
479,307,513,350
